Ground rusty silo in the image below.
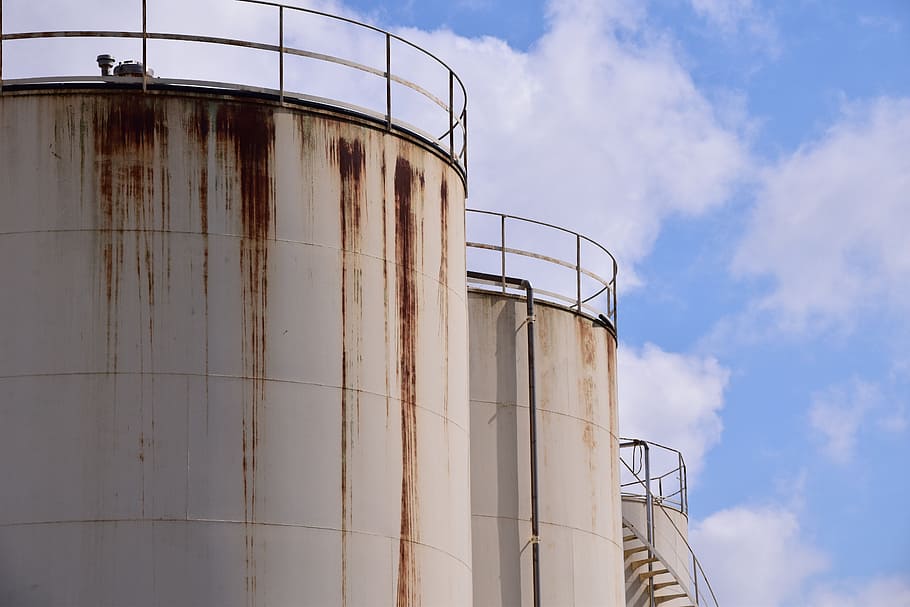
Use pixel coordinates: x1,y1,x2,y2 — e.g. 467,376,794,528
0,2,470,605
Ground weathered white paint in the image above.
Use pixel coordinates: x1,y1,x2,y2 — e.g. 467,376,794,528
468,291,623,606
0,89,469,606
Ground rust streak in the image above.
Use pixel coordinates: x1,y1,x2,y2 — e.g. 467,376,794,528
189,107,211,431
395,156,420,607
438,178,449,424
94,96,166,373
215,103,275,607
335,136,366,607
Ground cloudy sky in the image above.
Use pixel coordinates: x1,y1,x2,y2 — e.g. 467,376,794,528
4,0,909,604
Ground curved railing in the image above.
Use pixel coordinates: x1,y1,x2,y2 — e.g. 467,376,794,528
0,0,467,178
620,439,718,607
465,209,618,328
620,438,688,513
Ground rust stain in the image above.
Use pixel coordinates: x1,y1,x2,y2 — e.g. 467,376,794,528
92,97,170,528
395,156,420,607
578,322,599,528
438,178,451,460
93,95,168,373
579,323,598,450
382,152,391,423
215,102,276,606
188,108,212,431
335,136,366,607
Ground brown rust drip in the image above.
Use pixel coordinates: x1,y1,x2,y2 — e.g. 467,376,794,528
395,156,420,607
215,103,275,605
579,322,599,527
438,178,450,424
93,95,168,373
382,152,392,423
334,136,366,607
188,107,212,430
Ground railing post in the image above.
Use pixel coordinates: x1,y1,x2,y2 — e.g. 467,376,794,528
694,558,700,605
462,108,468,175
142,0,148,92
612,260,618,327
576,233,582,311
500,215,506,293
448,70,454,161
644,442,655,607
385,32,391,130
278,5,284,102
0,0,4,94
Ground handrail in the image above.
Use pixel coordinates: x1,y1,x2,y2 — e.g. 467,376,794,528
619,438,688,513
0,0,467,178
465,209,618,329
619,438,718,607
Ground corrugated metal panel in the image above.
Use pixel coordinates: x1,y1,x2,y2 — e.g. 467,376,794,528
0,89,469,606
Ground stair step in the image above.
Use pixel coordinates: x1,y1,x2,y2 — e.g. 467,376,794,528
629,557,660,570
653,581,680,591
655,593,689,605
623,534,638,543
623,545,649,558
639,569,669,581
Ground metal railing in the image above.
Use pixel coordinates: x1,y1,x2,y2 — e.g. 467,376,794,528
619,439,719,607
465,209,618,328
620,438,688,513
0,0,467,177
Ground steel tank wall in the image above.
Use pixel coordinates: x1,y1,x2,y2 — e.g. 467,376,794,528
468,291,623,606
0,90,470,606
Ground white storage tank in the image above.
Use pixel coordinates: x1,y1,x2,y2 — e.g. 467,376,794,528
0,47,469,607
465,213,623,606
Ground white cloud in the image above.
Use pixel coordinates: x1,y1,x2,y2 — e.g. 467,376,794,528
618,343,729,480
733,97,910,332
688,0,780,53
691,505,828,607
809,576,910,607
690,0,754,30
808,380,880,464
808,378,907,463
858,15,903,35
401,0,748,286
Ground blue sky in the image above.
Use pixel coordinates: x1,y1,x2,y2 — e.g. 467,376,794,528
6,0,909,604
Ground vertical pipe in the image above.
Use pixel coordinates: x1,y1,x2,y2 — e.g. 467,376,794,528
644,442,655,607
385,32,391,130
278,6,284,102
448,70,454,161
142,0,147,92
521,279,541,607
500,216,506,294
576,234,582,311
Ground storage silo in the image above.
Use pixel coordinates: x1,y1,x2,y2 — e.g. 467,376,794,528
0,5,470,606
465,213,624,606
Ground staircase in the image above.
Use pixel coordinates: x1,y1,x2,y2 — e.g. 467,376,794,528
623,519,696,607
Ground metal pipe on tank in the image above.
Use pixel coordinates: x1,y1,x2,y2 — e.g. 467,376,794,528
521,278,541,607
467,270,541,607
